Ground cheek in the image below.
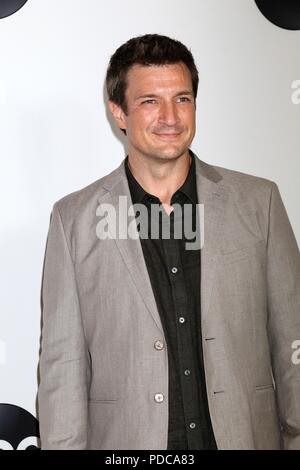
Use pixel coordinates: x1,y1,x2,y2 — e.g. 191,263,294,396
130,111,157,133
181,109,195,125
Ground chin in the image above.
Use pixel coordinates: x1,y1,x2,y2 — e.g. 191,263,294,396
153,144,189,160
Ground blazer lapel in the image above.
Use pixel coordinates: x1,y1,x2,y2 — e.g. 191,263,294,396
194,158,229,329
100,170,164,332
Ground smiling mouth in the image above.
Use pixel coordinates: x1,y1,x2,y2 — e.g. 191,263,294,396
153,132,182,139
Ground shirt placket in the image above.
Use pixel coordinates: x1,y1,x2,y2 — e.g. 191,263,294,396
161,203,204,450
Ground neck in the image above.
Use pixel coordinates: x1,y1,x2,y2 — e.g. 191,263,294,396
127,151,191,205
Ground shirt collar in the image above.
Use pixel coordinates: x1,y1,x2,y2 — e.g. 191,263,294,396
125,150,197,205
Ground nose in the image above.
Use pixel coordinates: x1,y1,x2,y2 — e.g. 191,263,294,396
158,101,179,126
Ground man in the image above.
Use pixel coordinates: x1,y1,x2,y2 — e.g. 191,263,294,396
37,34,300,450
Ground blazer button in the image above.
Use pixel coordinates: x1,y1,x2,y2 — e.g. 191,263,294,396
154,340,164,351
154,393,164,403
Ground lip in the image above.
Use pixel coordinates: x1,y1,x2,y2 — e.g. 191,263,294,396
153,132,181,140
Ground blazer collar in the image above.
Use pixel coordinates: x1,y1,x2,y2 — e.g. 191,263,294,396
101,149,224,193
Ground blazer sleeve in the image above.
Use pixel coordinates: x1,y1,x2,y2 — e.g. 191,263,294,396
38,203,91,449
266,182,300,449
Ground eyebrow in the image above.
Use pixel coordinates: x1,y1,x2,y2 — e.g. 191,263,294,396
135,90,194,100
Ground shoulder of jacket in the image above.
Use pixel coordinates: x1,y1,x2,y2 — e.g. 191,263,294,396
52,161,125,220
209,162,276,200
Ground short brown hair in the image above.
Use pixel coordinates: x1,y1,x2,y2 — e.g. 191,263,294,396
106,34,199,115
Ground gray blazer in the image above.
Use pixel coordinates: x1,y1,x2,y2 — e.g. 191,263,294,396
37,153,300,449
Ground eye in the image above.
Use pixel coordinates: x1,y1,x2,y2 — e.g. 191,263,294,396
176,96,192,103
141,99,157,105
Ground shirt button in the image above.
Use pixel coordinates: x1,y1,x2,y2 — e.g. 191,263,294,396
171,267,178,274
184,369,191,376
154,393,164,403
189,422,196,429
178,316,186,324
154,340,164,351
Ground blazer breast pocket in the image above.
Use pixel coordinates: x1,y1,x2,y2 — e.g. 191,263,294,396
219,239,265,265
254,384,274,392
88,398,119,404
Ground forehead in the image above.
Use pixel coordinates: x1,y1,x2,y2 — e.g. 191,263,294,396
126,62,193,94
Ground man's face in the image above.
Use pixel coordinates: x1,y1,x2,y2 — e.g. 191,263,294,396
109,62,196,162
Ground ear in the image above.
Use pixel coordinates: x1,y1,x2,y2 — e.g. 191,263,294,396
108,101,127,131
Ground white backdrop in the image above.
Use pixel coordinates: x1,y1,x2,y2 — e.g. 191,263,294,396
0,0,299,429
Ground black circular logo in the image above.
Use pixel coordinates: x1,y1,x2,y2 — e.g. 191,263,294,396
0,0,28,19
255,0,300,30
0,404,40,450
